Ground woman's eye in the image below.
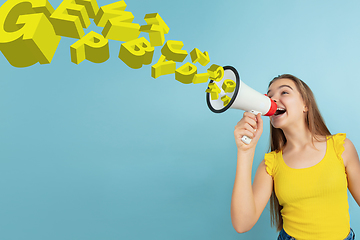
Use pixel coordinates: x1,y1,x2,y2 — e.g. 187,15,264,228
281,91,288,95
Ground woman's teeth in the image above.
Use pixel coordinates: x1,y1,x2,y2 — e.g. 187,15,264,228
274,108,286,116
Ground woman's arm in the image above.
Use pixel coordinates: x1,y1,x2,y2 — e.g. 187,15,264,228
342,138,360,207
230,112,273,233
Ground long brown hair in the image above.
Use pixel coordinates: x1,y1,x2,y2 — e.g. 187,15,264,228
268,74,331,231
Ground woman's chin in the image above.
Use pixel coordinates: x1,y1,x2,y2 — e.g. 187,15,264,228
270,113,287,128
271,122,284,129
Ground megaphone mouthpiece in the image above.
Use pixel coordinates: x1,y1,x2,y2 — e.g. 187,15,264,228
263,95,277,116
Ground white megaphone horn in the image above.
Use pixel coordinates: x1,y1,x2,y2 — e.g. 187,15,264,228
206,66,277,144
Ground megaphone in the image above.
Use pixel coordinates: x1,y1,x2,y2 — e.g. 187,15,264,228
206,66,277,144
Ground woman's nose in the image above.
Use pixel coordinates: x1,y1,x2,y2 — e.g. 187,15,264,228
269,96,277,102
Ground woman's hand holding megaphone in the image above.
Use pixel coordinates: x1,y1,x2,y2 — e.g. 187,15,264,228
234,112,263,151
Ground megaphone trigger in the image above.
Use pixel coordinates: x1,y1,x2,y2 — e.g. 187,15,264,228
250,110,261,115
241,135,252,145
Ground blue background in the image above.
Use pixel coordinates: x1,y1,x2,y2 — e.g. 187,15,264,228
0,0,359,239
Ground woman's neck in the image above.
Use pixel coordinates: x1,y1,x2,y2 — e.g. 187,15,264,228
281,123,317,152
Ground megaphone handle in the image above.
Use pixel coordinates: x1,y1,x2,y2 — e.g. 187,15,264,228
241,110,261,145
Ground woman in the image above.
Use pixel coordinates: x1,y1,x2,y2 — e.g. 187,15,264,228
231,74,360,240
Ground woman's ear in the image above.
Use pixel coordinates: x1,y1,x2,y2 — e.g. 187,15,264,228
303,105,309,113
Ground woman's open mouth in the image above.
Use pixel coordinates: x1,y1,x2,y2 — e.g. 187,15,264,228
274,107,286,116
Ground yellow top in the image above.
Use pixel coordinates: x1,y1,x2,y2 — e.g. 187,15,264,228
264,133,350,240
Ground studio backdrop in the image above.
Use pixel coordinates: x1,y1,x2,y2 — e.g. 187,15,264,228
0,0,359,239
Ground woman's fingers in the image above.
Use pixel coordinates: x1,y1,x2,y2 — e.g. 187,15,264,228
234,112,264,150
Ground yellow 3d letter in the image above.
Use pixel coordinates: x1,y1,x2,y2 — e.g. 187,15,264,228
205,83,221,100
119,37,154,69
151,55,176,79
207,64,224,82
161,40,187,62
70,31,109,64
193,72,210,84
94,1,140,42
222,79,236,93
140,13,169,47
50,0,99,38
190,48,210,66
221,95,231,106
102,12,140,42
175,62,197,84
94,0,126,26
0,0,61,67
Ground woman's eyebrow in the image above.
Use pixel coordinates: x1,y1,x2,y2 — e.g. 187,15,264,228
267,85,293,95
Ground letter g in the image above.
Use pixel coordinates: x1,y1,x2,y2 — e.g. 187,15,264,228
0,0,61,67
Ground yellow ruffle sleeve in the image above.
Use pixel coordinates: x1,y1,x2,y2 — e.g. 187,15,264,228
333,133,346,164
264,151,277,177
